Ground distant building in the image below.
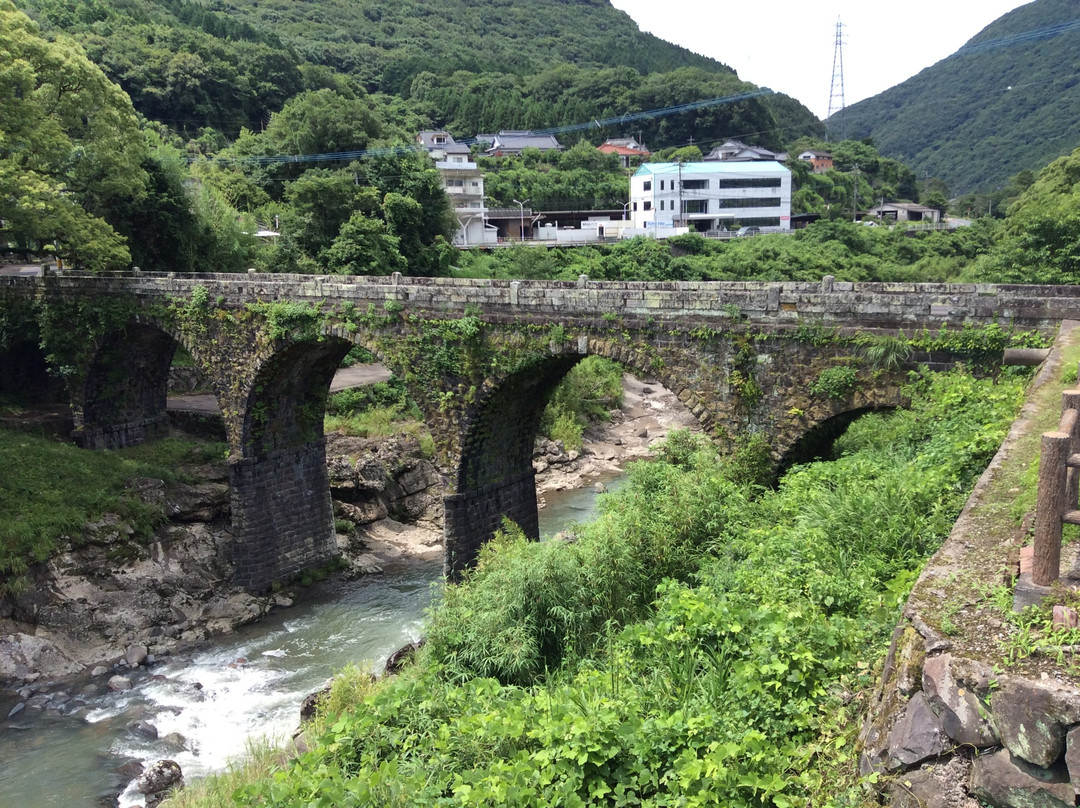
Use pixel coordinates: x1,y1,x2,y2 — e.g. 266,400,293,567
598,138,651,168
483,130,563,157
797,150,834,173
629,161,792,234
416,131,496,247
865,202,941,224
704,140,786,163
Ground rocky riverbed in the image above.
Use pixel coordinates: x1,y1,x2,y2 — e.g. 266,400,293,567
0,373,696,691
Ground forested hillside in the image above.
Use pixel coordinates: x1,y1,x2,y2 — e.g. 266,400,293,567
15,0,821,147
841,0,1080,194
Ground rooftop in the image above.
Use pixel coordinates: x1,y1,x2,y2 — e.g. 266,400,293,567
634,161,790,177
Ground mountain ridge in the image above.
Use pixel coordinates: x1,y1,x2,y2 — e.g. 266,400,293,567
840,0,1080,194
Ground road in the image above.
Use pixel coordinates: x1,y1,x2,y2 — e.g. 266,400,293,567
0,263,45,276
167,363,393,414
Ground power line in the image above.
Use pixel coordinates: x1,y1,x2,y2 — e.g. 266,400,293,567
954,17,1080,56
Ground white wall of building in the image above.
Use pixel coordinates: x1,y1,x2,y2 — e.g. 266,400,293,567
629,162,792,235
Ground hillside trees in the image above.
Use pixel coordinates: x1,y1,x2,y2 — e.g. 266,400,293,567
481,142,629,210
0,1,144,270
966,144,1080,283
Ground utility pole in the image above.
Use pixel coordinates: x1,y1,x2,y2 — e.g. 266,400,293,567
677,162,683,228
513,198,529,241
827,17,847,142
852,163,859,222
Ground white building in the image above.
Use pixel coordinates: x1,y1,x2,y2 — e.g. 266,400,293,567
416,131,497,247
628,161,792,235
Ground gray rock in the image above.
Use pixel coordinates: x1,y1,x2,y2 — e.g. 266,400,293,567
90,666,109,677
992,676,1080,767
129,719,159,739
115,759,144,780
7,702,25,718
886,753,972,808
969,748,1073,808
299,679,334,724
886,692,945,770
921,654,997,747
126,644,149,668
160,732,187,752
108,675,133,692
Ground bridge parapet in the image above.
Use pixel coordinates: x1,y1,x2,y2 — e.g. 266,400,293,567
3,271,1076,334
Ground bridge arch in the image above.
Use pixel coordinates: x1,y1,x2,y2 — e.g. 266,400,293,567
443,338,705,578
74,317,195,449
774,402,902,480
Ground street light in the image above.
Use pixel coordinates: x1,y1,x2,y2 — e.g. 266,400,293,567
622,201,631,221
513,198,529,241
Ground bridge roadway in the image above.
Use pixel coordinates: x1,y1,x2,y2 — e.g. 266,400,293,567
3,270,1078,590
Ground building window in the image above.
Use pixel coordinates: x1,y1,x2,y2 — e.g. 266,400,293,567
471,181,479,187
434,135,446,144
447,179,465,187
660,180,665,190
716,177,782,189
643,201,652,211
683,200,708,214
632,202,638,211
643,181,652,191
715,197,782,209
683,179,708,190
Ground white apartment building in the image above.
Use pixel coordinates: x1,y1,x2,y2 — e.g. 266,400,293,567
628,161,792,235
416,131,496,247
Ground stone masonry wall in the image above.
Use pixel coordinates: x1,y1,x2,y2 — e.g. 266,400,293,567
228,439,337,591
858,322,1080,808
443,470,539,580
3,271,1076,334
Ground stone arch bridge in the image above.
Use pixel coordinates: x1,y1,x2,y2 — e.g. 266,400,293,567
1,271,1074,590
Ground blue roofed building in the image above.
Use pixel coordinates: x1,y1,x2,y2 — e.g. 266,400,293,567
628,161,792,236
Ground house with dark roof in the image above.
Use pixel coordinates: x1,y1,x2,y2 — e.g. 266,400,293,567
484,131,563,157
865,202,941,224
704,140,785,163
416,131,496,246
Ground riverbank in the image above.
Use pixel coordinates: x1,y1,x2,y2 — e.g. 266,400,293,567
0,372,693,691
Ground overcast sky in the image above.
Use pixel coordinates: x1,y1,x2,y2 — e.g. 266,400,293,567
610,0,1033,120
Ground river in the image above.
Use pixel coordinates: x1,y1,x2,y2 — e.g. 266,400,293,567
0,476,625,807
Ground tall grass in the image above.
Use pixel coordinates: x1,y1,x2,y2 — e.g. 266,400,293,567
182,369,1028,808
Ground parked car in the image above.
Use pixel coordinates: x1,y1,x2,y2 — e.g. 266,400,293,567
736,226,760,237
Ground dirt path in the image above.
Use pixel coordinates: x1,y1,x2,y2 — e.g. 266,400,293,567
167,363,393,413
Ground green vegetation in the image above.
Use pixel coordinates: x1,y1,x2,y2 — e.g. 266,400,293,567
0,428,226,595
842,0,1080,194
539,356,623,451
6,0,825,275
963,143,1080,284
186,367,1025,808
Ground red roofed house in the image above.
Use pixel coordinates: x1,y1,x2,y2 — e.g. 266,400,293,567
598,138,651,168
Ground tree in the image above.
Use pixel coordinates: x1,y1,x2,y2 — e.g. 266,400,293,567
0,2,151,269
321,212,406,275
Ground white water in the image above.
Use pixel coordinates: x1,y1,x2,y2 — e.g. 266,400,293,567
0,478,623,807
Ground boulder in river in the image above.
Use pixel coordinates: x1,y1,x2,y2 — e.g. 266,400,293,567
137,759,183,807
